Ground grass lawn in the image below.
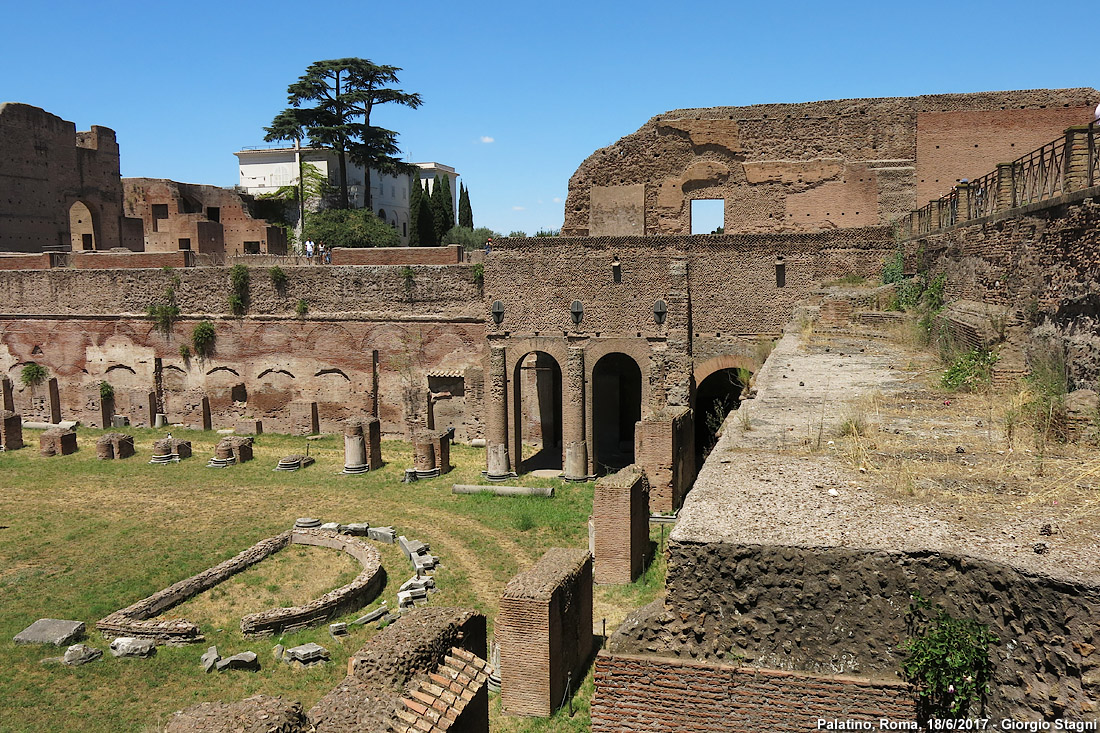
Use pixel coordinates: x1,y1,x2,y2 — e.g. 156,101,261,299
0,427,664,732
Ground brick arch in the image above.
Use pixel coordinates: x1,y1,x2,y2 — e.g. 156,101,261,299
693,354,759,388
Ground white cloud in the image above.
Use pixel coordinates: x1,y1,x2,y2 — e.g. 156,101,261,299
552,197,562,203
479,135,495,144
512,206,525,211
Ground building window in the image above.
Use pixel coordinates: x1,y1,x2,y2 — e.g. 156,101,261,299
178,238,191,251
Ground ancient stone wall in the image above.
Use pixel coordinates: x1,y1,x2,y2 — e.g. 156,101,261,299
331,245,464,265
611,544,1100,721
906,192,1100,388
634,407,694,511
590,649,914,733
123,178,287,256
0,103,141,253
563,89,1098,237
0,264,485,435
498,548,593,717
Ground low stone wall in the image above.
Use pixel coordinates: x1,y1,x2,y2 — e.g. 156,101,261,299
0,253,54,270
97,532,292,642
240,530,384,636
330,244,463,266
590,648,914,733
72,250,193,269
613,543,1100,721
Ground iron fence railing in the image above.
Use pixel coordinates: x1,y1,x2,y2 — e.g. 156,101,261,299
1011,136,1066,207
967,169,999,220
917,201,934,235
938,188,959,229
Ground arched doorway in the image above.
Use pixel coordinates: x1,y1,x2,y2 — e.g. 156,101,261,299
513,351,562,472
694,367,748,463
592,352,642,474
69,201,96,250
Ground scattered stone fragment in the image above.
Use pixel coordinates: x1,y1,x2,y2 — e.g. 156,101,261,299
109,637,157,658
367,526,396,543
63,643,102,666
284,642,328,666
1034,542,1049,554
14,619,85,646
400,575,435,593
344,522,370,535
216,651,259,672
1040,523,1053,536
827,488,839,497
377,612,400,628
319,522,341,532
294,517,321,529
201,645,220,673
329,622,348,636
352,605,388,625
272,644,285,660
956,445,966,454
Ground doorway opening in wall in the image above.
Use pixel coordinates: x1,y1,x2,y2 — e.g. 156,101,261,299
70,201,96,251
694,367,749,464
690,199,725,235
206,207,220,223
513,352,562,472
243,241,260,254
592,352,642,474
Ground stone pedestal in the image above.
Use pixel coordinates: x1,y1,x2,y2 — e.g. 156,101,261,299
235,419,262,435
0,409,23,451
413,435,437,478
151,438,191,464
343,420,368,474
593,466,651,584
95,432,135,460
40,428,77,457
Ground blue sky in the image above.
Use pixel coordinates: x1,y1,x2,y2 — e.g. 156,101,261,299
1,0,1095,236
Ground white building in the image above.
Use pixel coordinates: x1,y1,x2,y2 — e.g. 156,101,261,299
234,144,459,246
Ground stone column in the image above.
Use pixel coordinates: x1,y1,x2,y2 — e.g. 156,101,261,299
343,420,367,473
370,350,380,418
955,184,972,225
1,376,13,412
485,345,511,479
562,346,588,481
147,391,158,428
201,396,212,431
47,378,61,424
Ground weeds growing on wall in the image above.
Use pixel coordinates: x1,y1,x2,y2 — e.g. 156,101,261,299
471,263,484,289
179,344,191,362
295,299,308,318
399,266,415,296
147,285,180,335
98,381,114,401
191,320,216,358
20,362,47,388
269,265,287,291
882,248,905,285
229,264,249,315
1025,338,1070,457
900,592,996,719
941,349,998,392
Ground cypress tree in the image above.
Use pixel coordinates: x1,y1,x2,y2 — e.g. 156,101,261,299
458,183,473,229
407,175,422,246
440,175,455,234
419,181,437,246
430,175,449,243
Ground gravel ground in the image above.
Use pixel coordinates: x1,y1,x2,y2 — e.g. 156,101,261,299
674,324,1100,585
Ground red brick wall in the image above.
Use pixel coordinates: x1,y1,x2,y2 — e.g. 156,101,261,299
331,245,463,265
634,408,694,511
591,651,915,733
0,253,53,270
593,467,649,583
915,107,1093,205
71,251,193,269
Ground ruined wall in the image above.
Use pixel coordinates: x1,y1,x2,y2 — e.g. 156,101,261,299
0,264,485,435
563,89,1098,237
0,103,135,252
592,467,649,583
591,648,914,733
123,178,287,256
610,544,1100,721
907,192,1100,388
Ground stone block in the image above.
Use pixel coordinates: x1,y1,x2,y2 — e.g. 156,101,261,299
201,645,219,673
235,419,262,435
96,432,135,460
39,427,77,457
14,618,85,646
367,526,396,544
63,643,102,666
110,637,157,658
291,401,319,436
216,651,259,672
593,466,651,584
0,409,23,451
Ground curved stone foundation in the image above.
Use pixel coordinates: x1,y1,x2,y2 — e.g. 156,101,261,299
240,529,384,636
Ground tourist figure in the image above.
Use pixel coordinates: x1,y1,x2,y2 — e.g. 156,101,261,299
484,238,492,256
305,238,315,261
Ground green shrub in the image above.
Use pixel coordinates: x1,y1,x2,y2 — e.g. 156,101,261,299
20,362,47,388
191,320,216,358
98,381,114,401
179,344,191,361
399,266,415,292
900,592,996,719
882,249,905,285
304,208,400,248
923,273,947,312
147,283,181,334
295,299,308,317
471,263,484,287
228,293,245,316
269,265,287,289
229,264,249,315
941,349,997,391
897,278,924,310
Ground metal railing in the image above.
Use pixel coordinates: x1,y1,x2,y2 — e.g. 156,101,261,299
917,201,934,235
1011,136,1066,207
1090,120,1099,189
938,188,959,229
967,169,998,220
